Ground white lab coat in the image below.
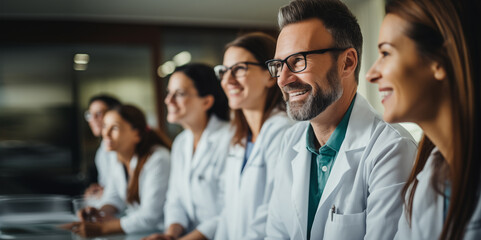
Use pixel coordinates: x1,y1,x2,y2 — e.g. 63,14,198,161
95,141,115,187
394,147,481,240
164,116,232,239
214,110,293,240
265,95,418,240
100,146,170,234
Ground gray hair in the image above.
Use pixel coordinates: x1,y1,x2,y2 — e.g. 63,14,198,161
278,0,363,83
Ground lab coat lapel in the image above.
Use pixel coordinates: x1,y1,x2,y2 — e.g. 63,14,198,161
230,143,245,188
414,153,444,239
182,130,195,215
318,95,374,208
291,129,311,240
191,117,217,173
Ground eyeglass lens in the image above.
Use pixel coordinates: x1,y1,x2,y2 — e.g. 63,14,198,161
267,53,306,78
215,63,248,80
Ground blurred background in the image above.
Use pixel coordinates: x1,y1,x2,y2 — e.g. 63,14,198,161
0,0,421,196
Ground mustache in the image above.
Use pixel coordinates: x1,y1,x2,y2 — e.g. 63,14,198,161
282,81,312,93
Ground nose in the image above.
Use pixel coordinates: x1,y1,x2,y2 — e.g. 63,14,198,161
164,93,174,105
102,126,111,139
366,61,381,83
277,64,296,88
222,70,237,85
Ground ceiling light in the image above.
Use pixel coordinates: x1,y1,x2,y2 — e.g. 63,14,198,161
74,54,90,64
173,51,191,66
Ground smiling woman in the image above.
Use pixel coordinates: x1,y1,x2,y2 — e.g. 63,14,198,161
366,0,481,239
212,32,293,240
142,63,232,240
64,105,172,237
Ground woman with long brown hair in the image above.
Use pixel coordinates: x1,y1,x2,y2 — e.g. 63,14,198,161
212,32,293,239
367,0,481,239
64,104,172,237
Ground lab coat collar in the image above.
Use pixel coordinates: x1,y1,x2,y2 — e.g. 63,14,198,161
319,95,375,205
414,147,444,239
290,94,376,237
243,109,287,169
291,133,311,239
189,115,225,170
182,116,228,215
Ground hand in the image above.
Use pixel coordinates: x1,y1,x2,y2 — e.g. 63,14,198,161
84,183,104,199
77,206,107,222
142,233,177,240
60,222,103,238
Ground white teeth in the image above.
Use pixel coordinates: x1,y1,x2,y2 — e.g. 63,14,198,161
289,90,308,98
229,88,241,95
380,90,393,100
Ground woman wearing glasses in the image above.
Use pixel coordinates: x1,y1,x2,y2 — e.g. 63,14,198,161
64,104,172,237
142,63,231,240
212,32,293,240
84,95,121,200
367,0,481,239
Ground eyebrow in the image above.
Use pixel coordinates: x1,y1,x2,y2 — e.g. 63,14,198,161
378,42,394,49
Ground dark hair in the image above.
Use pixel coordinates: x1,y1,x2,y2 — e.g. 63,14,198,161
386,0,481,239
225,32,285,146
278,0,363,83
88,94,121,109
172,63,229,121
111,104,172,204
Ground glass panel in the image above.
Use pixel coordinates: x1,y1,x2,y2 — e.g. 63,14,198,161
0,44,156,195
0,45,77,194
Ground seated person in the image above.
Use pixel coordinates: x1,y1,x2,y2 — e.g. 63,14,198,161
64,104,171,237
84,94,121,199
143,63,231,240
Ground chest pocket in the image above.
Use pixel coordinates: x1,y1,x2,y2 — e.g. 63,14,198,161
323,210,366,240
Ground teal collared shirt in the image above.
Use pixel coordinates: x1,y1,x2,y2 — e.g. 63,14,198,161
306,95,356,240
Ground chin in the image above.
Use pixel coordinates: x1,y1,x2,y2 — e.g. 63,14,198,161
228,102,242,110
383,112,402,124
166,117,177,124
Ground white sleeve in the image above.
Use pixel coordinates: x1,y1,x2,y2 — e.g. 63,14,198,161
95,143,109,187
197,216,220,239
365,137,417,240
99,160,126,211
394,206,411,240
164,143,190,229
120,148,171,233
265,131,291,240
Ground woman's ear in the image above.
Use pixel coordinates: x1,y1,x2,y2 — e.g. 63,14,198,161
431,62,446,81
202,95,215,111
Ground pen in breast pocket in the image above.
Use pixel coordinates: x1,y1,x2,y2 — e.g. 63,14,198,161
331,205,336,221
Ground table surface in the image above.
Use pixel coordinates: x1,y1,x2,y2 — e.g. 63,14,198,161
0,195,157,240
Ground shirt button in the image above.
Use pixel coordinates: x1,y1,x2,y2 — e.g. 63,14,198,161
321,166,328,172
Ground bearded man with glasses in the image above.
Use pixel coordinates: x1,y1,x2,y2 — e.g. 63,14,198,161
265,1,418,240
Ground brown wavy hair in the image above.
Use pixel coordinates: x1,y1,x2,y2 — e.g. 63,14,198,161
224,32,285,146
112,104,172,204
386,0,481,239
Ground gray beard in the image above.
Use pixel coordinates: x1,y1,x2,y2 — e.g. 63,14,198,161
285,66,342,121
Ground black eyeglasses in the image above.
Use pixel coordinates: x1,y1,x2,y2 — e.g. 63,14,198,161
214,62,265,81
265,48,347,78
